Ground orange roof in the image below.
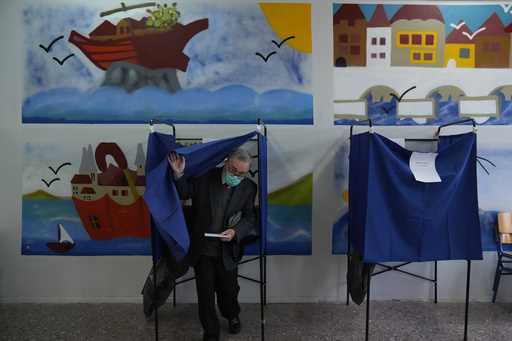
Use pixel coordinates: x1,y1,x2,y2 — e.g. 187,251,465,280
90,20,116,37
71,174,92,184
368,5,390,28
333,4,365,25
477,13,506,36
98,165,128,186
391,5,444,23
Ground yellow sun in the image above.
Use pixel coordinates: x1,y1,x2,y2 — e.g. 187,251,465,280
259,3,312,54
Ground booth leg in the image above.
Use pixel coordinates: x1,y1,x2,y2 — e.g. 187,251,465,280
365,272,371,341
346,253,351,306
263,255,268,306
260,254,265,341
463,260,471,341
346,228,351,306
434,261,438,304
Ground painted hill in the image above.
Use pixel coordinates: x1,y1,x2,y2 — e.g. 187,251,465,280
268,174,312,206
23,190,68,200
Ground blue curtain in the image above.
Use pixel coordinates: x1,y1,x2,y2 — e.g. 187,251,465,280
349,132,483,263
144,131,259,262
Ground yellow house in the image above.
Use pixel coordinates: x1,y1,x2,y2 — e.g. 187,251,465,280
390,5,445,67
444,22,475,68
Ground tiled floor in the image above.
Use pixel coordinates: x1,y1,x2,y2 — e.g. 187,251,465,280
1,302,512,340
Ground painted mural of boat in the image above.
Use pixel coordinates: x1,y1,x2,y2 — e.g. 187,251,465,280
68,3,208,71
46,223,75,253
70,142,150,240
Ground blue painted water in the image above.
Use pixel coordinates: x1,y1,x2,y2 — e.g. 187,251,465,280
22,199,312,256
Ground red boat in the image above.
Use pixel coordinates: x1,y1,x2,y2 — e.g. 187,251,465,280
70,142,151,240
68,17,208,71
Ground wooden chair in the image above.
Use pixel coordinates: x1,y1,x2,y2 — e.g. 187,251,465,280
492,212,512,303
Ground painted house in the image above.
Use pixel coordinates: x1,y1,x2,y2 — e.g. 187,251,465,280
366,4,391,67
70,143,146,205
333,4,367,67
506,24,512,68
474,13,510,68
390,5,445,67
444,21,475,68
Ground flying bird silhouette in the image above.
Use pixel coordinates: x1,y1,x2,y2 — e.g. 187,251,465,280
390,86,417,102
41,178,60,188
48,162,72,175
272,35,295,48
255,51,276,62
449,21,465,30
39,35,64,53
53,54,75,65
462,27,486,40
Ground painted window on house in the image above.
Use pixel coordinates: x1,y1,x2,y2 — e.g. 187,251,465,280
350,45,360,55
459,48,471,59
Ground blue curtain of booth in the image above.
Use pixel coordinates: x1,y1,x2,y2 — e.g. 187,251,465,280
348,132,483,263
144,131,263,262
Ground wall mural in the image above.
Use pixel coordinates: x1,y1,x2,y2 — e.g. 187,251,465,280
22,134,313,255
22,1,313,124
332,4,512,126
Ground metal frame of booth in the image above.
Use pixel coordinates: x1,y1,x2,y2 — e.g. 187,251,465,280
148,119,268,341
346,118,476,341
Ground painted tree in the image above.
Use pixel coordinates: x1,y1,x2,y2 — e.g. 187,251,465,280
146,3,181,29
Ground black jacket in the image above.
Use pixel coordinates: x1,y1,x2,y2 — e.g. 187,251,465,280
175,167,257,271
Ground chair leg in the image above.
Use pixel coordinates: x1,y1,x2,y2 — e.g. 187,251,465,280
492,262,500,292
492,265,501,304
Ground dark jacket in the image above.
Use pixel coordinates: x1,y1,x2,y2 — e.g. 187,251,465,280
175,167,257,271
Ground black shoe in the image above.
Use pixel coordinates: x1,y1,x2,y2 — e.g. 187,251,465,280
203,335,219,341
228,316,241,334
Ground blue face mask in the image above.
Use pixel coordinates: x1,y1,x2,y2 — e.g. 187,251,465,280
223,170,242,187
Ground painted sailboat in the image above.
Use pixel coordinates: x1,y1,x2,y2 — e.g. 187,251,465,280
46,223,75,253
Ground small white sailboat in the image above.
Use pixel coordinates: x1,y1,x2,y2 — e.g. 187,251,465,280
46,223,75,253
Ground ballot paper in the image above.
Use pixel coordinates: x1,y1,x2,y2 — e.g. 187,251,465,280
204,233,225,238
409,152,442,183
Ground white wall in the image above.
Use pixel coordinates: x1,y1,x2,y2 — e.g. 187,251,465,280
1,0,512,304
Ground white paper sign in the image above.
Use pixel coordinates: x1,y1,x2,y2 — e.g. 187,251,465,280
204,233,225,238
409,152,441,183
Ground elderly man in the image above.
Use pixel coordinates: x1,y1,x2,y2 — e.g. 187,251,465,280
168,148,257,341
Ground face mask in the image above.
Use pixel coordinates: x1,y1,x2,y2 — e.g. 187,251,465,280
223,170,242,187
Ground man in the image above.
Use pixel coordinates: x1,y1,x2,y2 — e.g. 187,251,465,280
168,148,257,341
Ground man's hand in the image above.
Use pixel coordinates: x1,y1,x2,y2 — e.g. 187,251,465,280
220,229,236,242
168,152,185,177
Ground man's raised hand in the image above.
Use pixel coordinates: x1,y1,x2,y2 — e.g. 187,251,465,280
168,152,186,176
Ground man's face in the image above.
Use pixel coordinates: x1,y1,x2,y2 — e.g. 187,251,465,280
226,158,250,177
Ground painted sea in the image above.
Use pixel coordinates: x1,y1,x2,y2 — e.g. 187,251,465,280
22,85,313,125
22,199,311,256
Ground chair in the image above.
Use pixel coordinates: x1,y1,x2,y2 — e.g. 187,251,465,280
492,212,512,303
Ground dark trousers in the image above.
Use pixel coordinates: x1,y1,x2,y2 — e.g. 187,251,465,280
194,255,240,338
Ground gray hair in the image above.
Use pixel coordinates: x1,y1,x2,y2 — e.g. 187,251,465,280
227,148,251,163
